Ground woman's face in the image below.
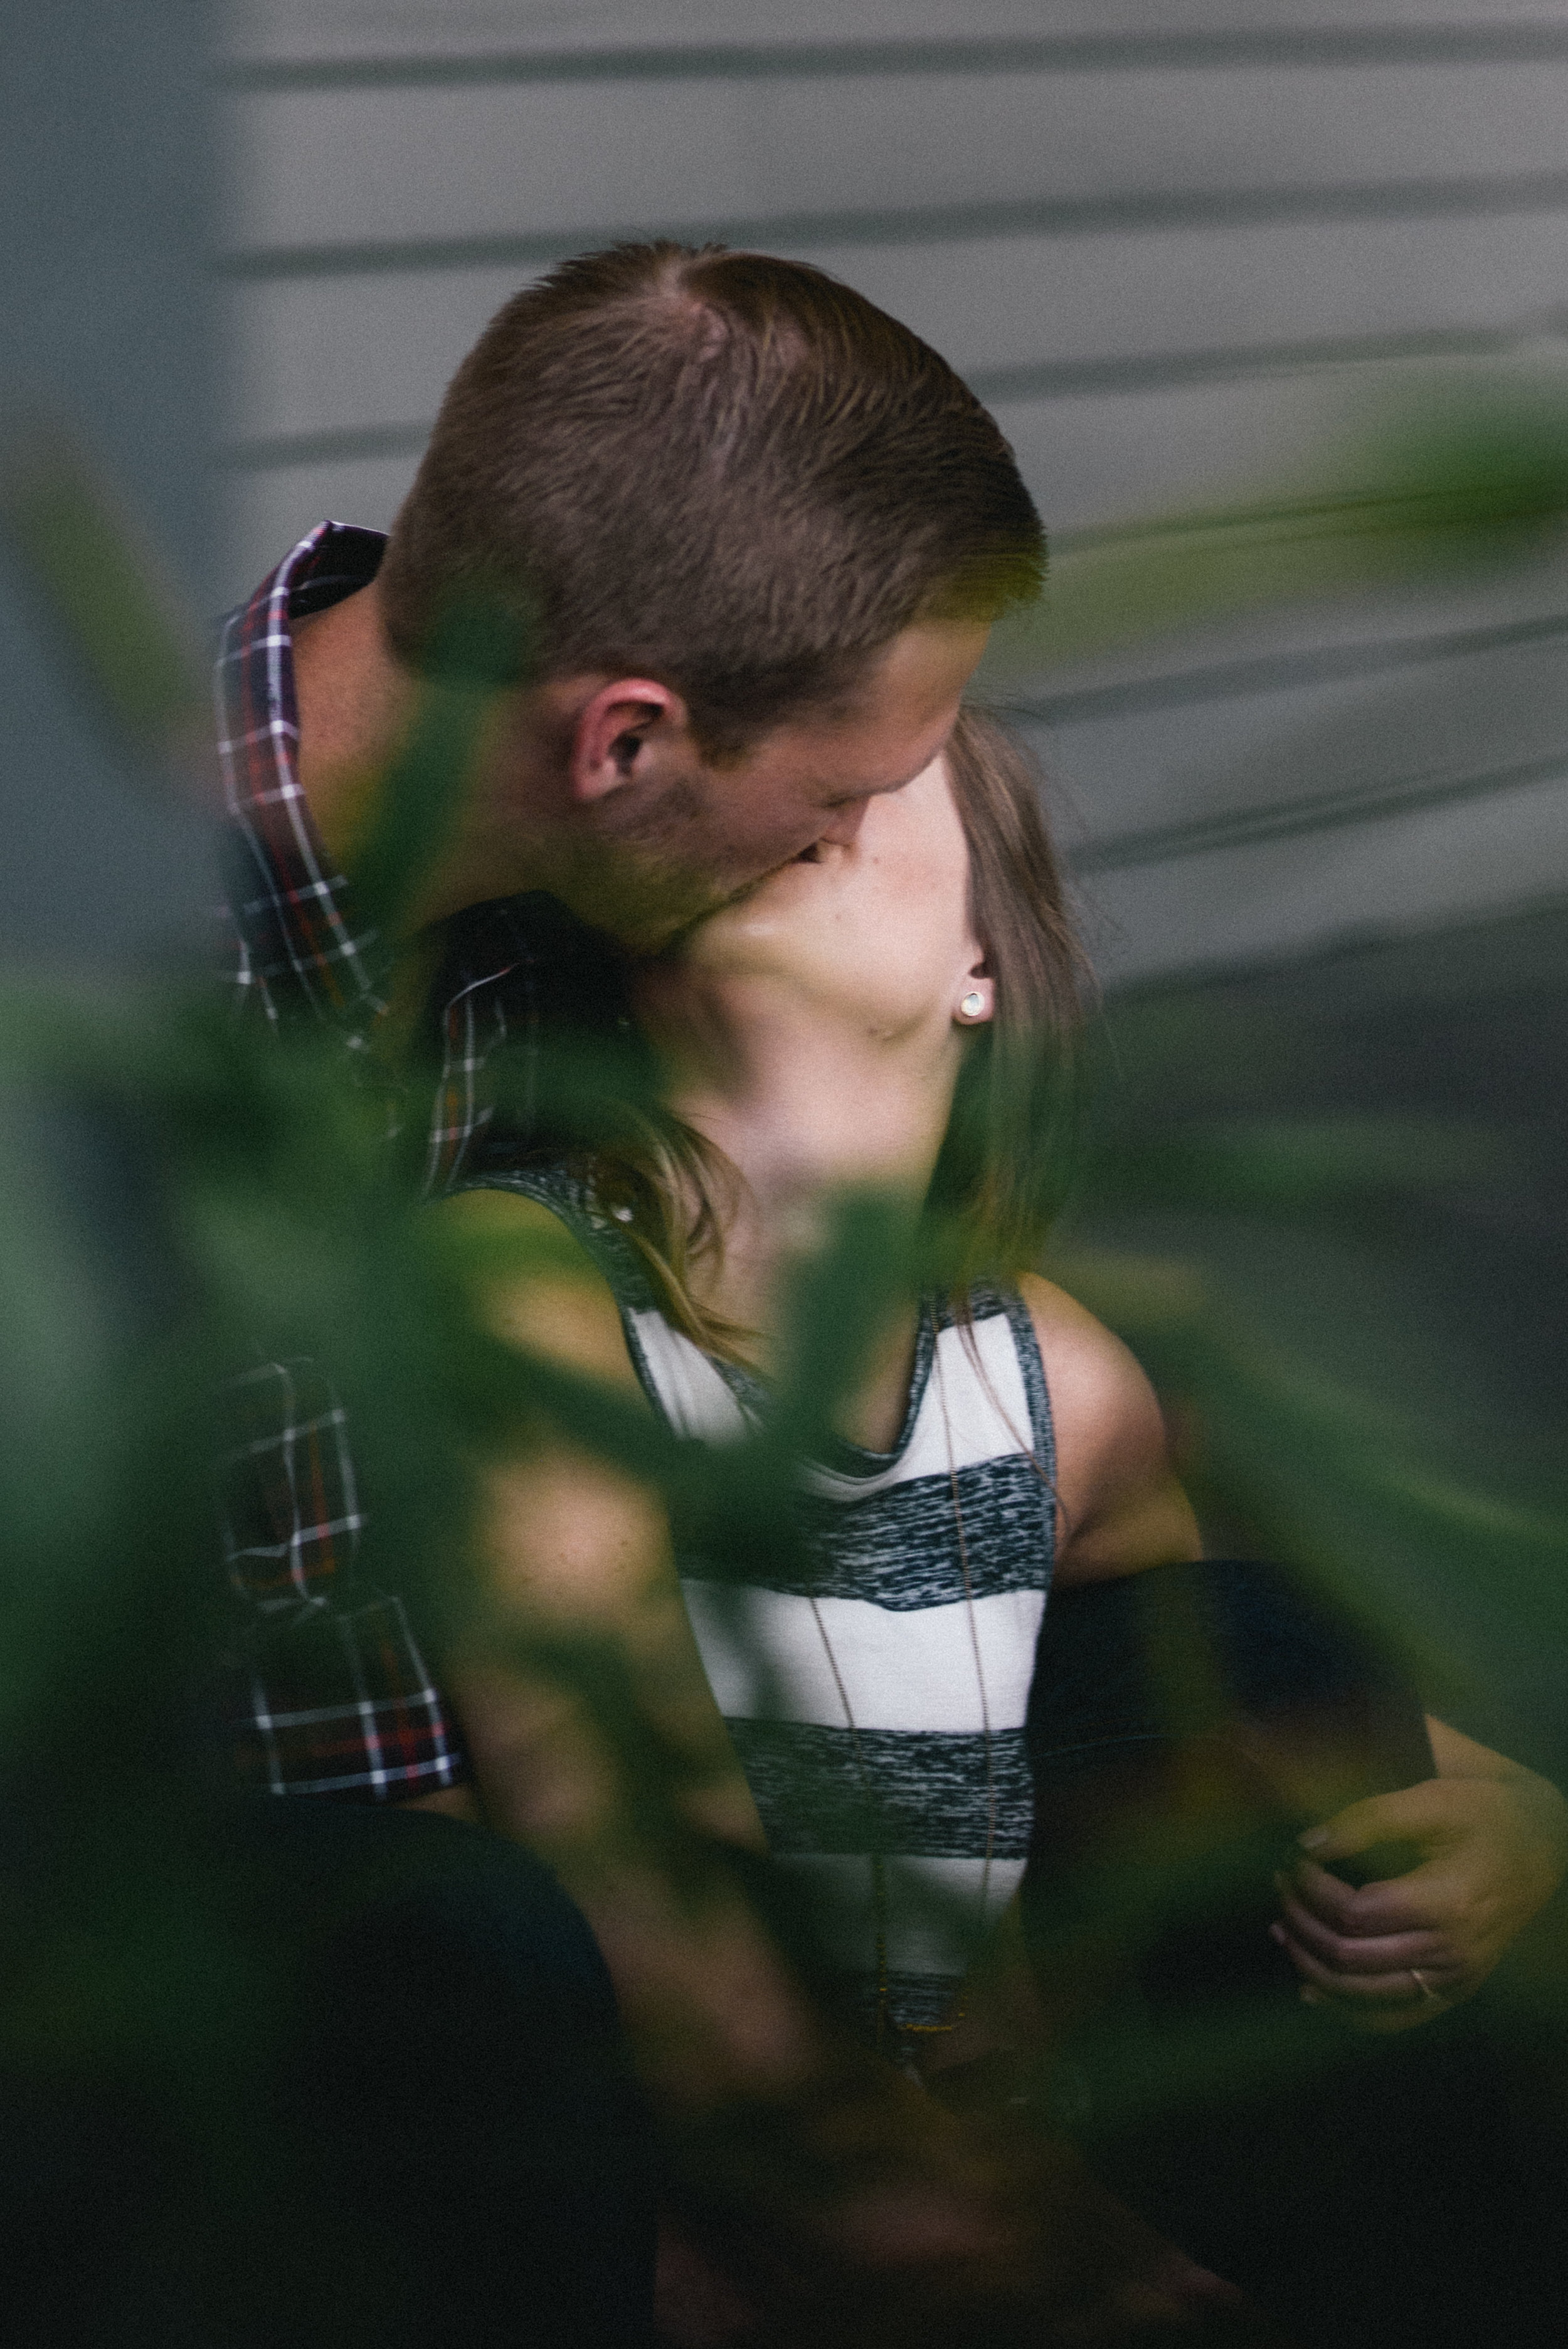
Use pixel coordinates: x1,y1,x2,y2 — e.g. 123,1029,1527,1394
669,750,985,1040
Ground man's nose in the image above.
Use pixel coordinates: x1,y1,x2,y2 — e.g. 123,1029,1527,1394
815,798,871,847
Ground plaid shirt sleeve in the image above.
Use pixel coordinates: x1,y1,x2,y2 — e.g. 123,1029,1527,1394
216,1359,464,1799
215,526,473,1801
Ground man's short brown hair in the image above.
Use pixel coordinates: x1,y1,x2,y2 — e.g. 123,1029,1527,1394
379,242,1043,755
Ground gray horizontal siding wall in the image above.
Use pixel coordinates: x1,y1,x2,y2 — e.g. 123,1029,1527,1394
218,3,1568,982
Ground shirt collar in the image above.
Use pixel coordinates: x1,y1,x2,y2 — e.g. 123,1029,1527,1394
215,521,393,1037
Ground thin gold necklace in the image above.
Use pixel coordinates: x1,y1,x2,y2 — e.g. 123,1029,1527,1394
806,1339,997,2055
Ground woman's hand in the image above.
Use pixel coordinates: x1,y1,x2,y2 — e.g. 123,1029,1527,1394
1270,1737,1568,2030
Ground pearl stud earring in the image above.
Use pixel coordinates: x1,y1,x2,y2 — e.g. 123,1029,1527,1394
959,991,986,1020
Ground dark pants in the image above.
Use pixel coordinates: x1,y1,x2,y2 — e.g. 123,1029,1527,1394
0,1802,656,2348
1023,1560,1561,2348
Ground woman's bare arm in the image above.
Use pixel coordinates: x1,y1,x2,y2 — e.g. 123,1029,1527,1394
1019,1274,1200,1586
440,1187,813,2105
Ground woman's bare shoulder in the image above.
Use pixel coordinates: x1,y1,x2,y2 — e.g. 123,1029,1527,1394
1016,1271,1200,1584
437,1184,642,1394
1016,1271,1167,1448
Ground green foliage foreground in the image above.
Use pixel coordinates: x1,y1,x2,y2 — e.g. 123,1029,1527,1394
3,392,1567,2315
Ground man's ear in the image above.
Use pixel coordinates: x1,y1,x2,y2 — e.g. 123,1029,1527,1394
569,678,687,805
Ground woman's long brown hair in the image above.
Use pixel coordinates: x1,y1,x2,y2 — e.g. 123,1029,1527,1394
549,705,1089,1357
929,703,1089,1292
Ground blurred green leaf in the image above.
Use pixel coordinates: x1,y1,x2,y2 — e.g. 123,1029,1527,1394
3,383,1567,2236
0,420,203,765
1084,1114,1520,1214
983,370,1568,681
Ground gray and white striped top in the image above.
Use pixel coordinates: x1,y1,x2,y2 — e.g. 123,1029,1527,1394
471,1167,1057,2042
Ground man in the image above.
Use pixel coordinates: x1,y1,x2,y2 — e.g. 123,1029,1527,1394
217,240,1037,1807
213,243,1132,2347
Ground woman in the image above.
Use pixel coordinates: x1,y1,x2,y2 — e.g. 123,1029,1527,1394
446,706,1561,2028
440,709,1564,2331
444,710,1202,2039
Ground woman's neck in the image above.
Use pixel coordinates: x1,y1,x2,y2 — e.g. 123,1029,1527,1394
639,971,962,1355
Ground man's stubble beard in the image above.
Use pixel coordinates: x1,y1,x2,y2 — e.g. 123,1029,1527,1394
549,765,767,954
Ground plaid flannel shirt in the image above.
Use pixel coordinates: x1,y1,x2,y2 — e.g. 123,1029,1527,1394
216,521,553,1798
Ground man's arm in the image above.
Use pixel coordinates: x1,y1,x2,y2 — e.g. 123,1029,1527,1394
1021,1274,1568,2026
1273,1715,1568,2025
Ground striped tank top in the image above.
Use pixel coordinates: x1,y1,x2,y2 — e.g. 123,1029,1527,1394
471,1168,1057,2044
